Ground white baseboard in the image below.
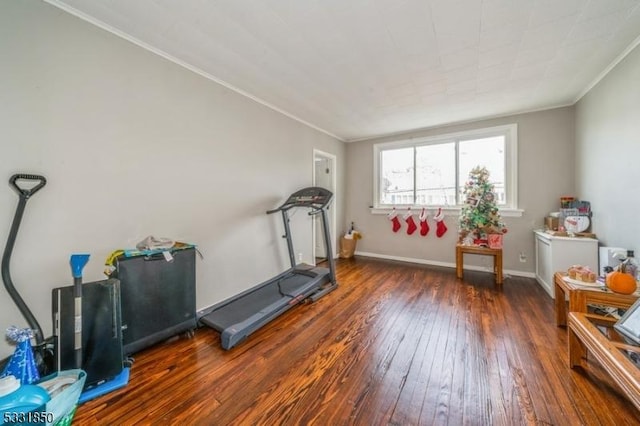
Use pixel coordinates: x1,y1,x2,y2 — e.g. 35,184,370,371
353,251,537,279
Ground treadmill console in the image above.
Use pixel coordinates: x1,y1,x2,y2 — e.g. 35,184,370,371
283,187,333,209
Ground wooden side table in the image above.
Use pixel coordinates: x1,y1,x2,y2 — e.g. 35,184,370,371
568,312,640,411
456,244,503,284
554,272,638,326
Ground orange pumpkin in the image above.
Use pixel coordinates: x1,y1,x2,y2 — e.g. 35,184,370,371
606,271,637,294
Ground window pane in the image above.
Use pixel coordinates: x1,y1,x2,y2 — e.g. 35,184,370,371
380,147,414,204
416,143,456,205
458,136,505,204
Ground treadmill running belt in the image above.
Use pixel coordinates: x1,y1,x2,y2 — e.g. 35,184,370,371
203,272,313,331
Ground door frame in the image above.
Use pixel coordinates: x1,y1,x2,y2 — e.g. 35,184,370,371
312,149,337,263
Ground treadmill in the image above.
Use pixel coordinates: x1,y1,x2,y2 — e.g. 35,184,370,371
200,187,338,349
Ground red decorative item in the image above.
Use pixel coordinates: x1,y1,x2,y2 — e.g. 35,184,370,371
404,209,417,235
434,208,447,238
419,208,430,237
387,208,401,233
488,234,503,249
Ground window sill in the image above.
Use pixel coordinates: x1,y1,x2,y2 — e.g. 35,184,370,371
369,207,524,218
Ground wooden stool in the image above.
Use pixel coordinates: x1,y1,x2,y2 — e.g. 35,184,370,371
456,244,503,284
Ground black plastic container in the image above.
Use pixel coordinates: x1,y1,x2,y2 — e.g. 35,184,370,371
111,247,196,355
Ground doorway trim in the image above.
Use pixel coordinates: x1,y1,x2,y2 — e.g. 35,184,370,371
312,149,337,263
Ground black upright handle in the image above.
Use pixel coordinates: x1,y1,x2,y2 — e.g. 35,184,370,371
10,174,47,199
2,173,47,346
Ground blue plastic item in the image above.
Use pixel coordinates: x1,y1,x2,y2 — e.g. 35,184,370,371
69,255,90,279
78,367,129,404
2,327,39,384
38,369,86,426
0,375,50,424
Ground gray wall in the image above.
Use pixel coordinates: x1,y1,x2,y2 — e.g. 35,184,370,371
0,1,345,358
345,107,576,274
575,43,640,252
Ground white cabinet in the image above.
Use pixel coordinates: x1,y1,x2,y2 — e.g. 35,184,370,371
534,230,598,298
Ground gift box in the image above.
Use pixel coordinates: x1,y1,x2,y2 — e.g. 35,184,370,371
488,234,503,249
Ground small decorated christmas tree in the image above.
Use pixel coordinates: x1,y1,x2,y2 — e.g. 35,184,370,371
458,166,507,245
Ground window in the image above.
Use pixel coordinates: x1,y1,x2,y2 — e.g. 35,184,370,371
374,124,517,209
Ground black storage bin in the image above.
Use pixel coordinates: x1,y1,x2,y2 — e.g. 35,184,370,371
112,247,196,355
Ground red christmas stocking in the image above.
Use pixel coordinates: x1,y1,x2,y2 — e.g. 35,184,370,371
404,210,417,235
434,208,447,238
419,208,430,236
388,209,401,233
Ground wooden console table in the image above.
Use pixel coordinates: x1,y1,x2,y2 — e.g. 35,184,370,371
554,272,639,327
456,244,503,284
568,312,640,411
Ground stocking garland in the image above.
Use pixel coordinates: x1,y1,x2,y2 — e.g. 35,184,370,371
419,208,430,237
404,209,417,235
387,208,401,233
387,207,448,238
434,208,448,238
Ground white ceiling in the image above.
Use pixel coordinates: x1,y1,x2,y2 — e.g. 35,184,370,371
46,0,640,141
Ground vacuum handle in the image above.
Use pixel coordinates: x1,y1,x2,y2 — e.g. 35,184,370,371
10,174,47,199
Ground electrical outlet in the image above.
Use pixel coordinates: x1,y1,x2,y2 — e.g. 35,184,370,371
298,252,303,263
519,252,527,263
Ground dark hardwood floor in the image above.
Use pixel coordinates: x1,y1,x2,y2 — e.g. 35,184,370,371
74,257,640,425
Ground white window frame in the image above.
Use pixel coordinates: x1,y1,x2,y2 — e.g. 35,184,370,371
373,124,519,214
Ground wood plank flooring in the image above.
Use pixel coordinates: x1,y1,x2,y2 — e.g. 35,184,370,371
74,257,640,425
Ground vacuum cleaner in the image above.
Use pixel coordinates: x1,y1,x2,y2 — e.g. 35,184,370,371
1,174,53,374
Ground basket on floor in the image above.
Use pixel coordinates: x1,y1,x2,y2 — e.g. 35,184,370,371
37,369,86,426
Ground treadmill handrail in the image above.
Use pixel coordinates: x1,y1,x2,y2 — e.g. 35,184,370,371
266,203,326,215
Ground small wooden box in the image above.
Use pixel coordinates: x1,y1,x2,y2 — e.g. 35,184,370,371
545,216,559,231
